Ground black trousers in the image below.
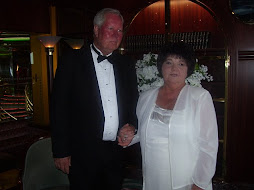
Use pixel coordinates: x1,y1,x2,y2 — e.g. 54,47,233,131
68,140,124,190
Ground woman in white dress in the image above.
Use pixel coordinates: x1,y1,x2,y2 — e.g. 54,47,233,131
120,42,218,190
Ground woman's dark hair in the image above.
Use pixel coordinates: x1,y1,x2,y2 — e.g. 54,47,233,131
157,42,195,78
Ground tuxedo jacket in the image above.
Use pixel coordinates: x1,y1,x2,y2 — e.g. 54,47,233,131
50,46,138,160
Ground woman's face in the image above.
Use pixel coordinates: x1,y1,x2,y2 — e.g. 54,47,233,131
161,55,188,85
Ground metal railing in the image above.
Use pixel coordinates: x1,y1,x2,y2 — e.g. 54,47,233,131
0,79,33,123
0,106,18,121
25,84,33,112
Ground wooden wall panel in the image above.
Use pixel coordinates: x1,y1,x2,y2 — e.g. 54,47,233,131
126,0,224,48
127,0,217,33
127,1,165,35
200,0,254,183
226,51,254,182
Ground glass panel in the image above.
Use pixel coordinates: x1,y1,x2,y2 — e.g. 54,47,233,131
0,32,33,122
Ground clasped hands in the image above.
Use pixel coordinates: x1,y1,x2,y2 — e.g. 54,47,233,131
117,123,136,147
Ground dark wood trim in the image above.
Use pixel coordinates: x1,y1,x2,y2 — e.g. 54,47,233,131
238,51,254,60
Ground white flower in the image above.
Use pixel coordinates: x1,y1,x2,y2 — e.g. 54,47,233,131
136,52,213,93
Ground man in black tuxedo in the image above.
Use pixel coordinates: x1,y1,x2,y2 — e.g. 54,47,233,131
50,8,138,190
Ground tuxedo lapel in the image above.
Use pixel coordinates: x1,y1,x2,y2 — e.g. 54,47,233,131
80,49,104,119
112,56,124,128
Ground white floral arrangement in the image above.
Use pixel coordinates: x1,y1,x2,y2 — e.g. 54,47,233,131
136,52,213,93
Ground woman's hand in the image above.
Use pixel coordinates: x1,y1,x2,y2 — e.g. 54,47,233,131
192,184,204,190
118,123,135,146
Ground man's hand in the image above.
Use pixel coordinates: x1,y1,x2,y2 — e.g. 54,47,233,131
118,123,135,147
54,156,71,174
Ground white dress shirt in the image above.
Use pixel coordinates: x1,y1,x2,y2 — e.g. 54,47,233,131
91,44,119,141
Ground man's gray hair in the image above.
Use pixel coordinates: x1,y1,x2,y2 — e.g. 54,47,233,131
93,8,124,27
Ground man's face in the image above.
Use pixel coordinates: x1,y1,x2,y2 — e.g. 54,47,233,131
94,13,123,55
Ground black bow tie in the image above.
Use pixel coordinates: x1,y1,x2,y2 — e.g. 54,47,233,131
92,44,114,64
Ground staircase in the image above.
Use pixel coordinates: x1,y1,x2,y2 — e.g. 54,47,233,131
0,91,33,122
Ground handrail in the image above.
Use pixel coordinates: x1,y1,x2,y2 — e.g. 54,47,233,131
25,85,33,112
0,106,18,121
0,82,33,123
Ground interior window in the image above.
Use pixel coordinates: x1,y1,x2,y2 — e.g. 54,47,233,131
0,31,33,122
